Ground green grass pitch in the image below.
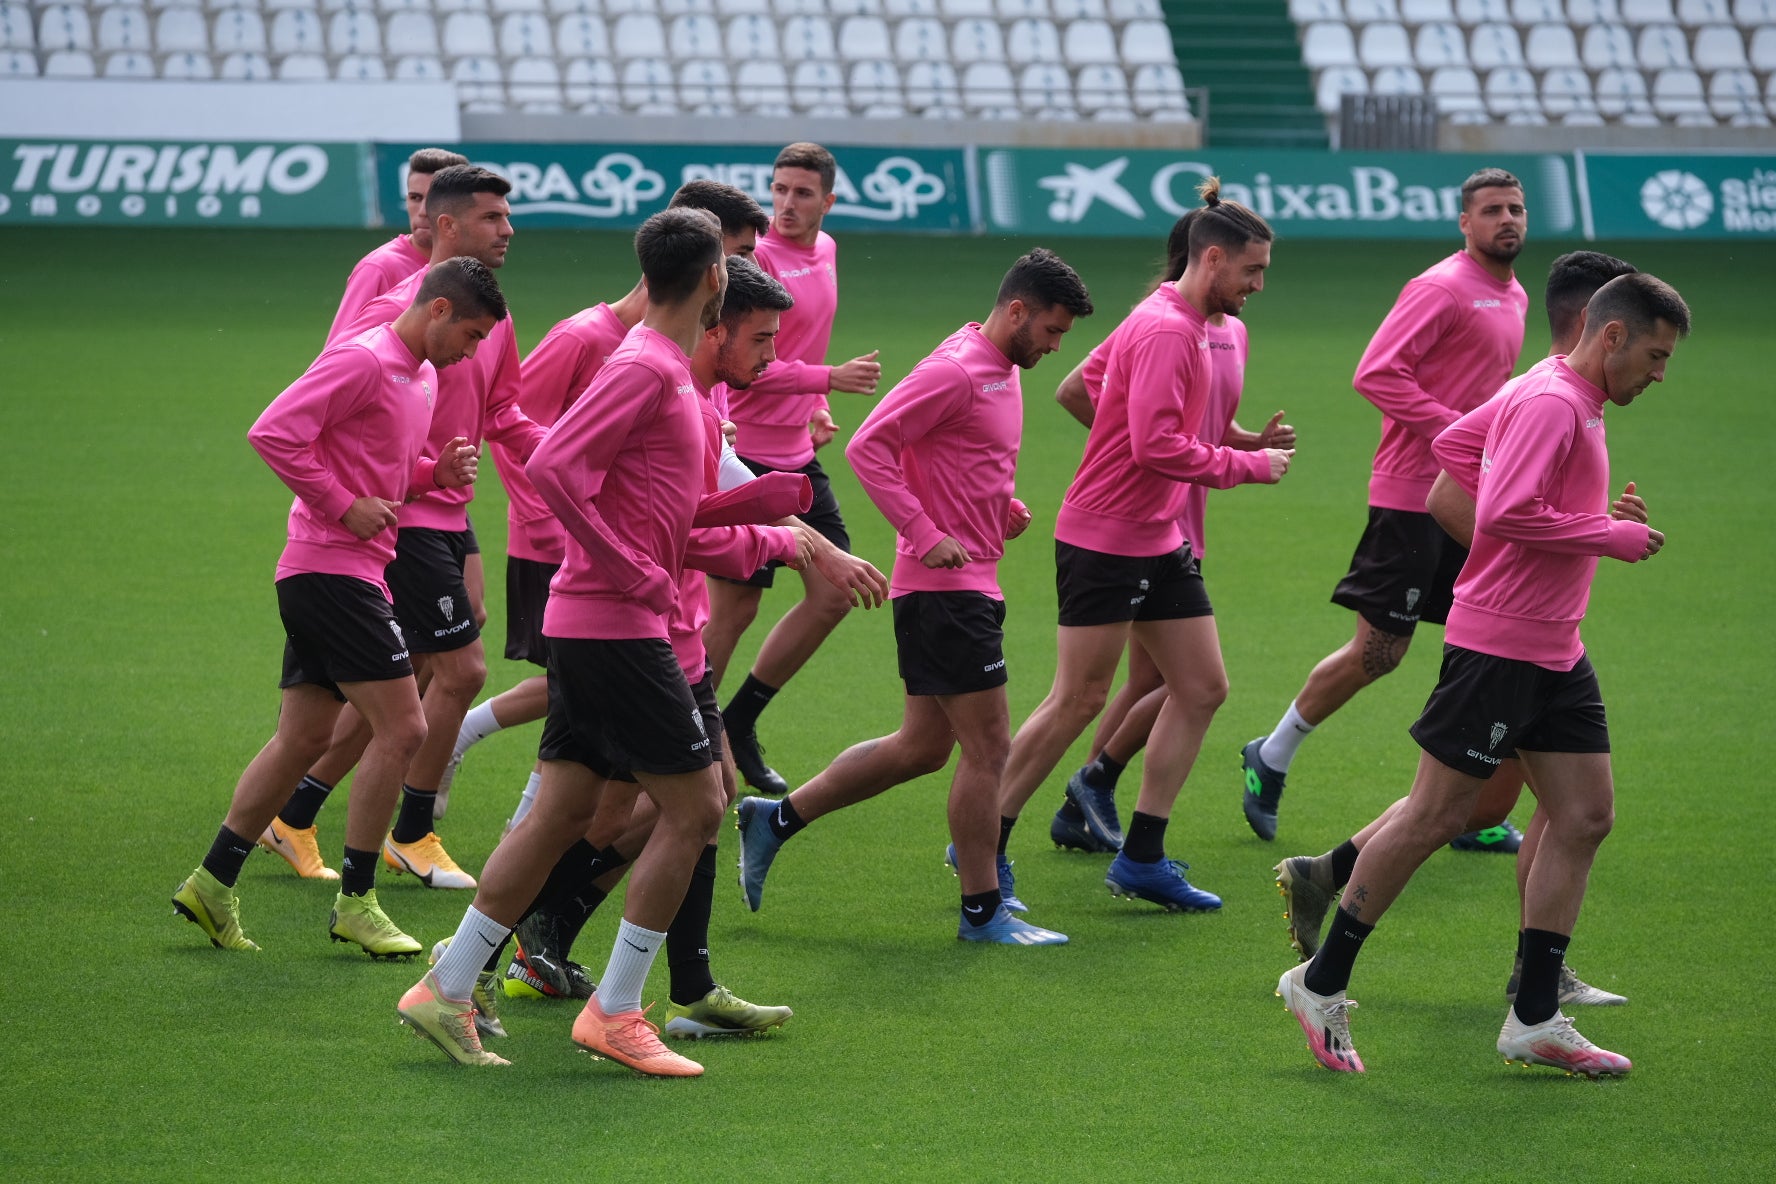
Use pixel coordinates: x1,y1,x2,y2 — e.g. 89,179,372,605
2,227,1772,1180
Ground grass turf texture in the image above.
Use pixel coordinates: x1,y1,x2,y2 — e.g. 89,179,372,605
3,227,1772,1180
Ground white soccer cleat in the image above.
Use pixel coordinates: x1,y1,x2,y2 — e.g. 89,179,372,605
1497,1009,1630,1077
1277,962,1364,1073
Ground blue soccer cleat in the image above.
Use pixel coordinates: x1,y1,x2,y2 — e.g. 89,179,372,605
1105,852,1223,913
1065,766,1124,851
945,842,1027,913
957,905,1068,945
1450,821,1524,854
735,796,785,912
1050,798,1116,853
1240,737,1287,841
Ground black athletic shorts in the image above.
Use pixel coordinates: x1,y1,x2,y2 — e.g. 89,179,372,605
538,636,715,779
1409,645,1610,779
1054,540,1213,627
276,573,413,701
504,556,560,667
1331,507,1467,636
893,591,1009,697
718,454,849,588
385,526,481,653
463,515,480,555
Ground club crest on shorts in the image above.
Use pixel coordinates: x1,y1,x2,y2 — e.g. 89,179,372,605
1488,721,1508,751
389,620,406,649
437,595,455,622
1405,587,1421,613
690,709,707,738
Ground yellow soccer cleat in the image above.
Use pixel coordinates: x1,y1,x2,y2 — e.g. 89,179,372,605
329,889,423,960
397,972,510,1067
382,832,478,889
258,818,340,880
429,938,508,1038
662,985,792,1039
172,868,259,951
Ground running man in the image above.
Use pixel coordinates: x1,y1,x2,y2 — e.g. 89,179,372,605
326,147,468,340
734,248,1093,945
706,141,885,796
171,258,501,956
1277,272,1688,1077
1239,168,1529,847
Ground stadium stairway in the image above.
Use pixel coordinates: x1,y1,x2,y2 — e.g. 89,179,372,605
1164,0,1328,148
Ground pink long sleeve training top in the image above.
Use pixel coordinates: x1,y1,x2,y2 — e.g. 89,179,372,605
725,229,839,468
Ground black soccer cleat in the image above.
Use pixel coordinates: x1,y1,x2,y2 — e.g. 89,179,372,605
730,726,789,795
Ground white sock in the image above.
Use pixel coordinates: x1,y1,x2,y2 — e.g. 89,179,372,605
1259,702,1316,773
454,699,504,760
432,905,510,1001
509,770,542,829
595,918,667,1015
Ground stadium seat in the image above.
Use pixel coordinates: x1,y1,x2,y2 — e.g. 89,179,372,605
548,0,595,11
1693,25,1746,70
734,57,790,110
1564,0,1619,17
792,58,847,108
1524,24,1577,69
443,12,496,56
1456,0,1509,20
902,56,959,106
95,8,151,53
1510,0,1565,20
776,0,829,12
1131,61,1187,113
1754,26,1776,70
678,57,732,106
1636,24,1688,68
1734,0,1775,21
1579,24,1635,68
1076,62,1130,111
1402,0,1456,19
39,5,94,52
328,11,381,54
1119,20,1172,64
1060,18,1115,64
715,0,770,11
264,0,322,10
839,15,890,58
1301,22,1357,68
724,13,775,57
942,0,993,13
317,0,369,12
605,0,656,12
384,13,437,54
0,4,29,51
607,12,663,56
1053,0,1107,14
662,0,716,12
1651,66,1706,115
994,0,1048,16
0,47,36,75
1372,62,1424,91
828,0,885,11
886,0,939,13
782,14,836,58
1315,63,1367,111
666,13,719,56
1705,65,1758,115
269,10,324,54
617,57,673,109
508,55,562,107
1677,0,1728,16
562,55,616,104
952,17,1005,60
43,49,96,74
451,52,503,99
392,52,444,78
1008,16,1062,62
1540,65,1593,113
1110,0,1163,15
1019,61,1074,111
1427,63,1484,112
160,49,212,75
1291,0,1345,17
1359,23,1413,67
961,59,1016,107
498,12,552,55
212,10,267,54
849,57,901,104
278,51,328,77
1594,65,1650,114
894,16,946,60
378,0,434,10
1469,23,1521,68
220,49,272,75
1618,0,1673,20
556,15,605,56
1344,0,1400,19
160,7,213,53
1412,22,1467,66
336,52,387,78
103,50,155,76
1483,64,1536,112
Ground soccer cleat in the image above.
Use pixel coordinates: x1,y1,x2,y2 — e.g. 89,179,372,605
382,831,478,889
257,818,340,880
1497,1009,1630,1077
945,842,1028,913
1105,852,1222,913
1275,854,1337,962
729,726,788,796
397,971,510,1067
1450,821,1524,854
662,985,793,1039
1065,766,1124,850
958,905,1069,945
1277,961,1364,1073
433,748,465,821
509,910,595,1000
1240,737,1286,841
1050,797,1117,853
1506,958,1628,1007
572,996,704,1077
171,868,259,951
428,938,508,1038
328,889,422,960
735,795,785,912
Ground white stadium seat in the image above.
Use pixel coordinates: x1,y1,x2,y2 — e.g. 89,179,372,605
903,58,960,106
1754,27,1776,71
336,52,388,78
1412,22,1467,66
776,0,830,12
952,17,1005,60
1075,62,1129,111
1692,25,1746,70
661,0,715,12
1706,68,1759,117
1524,23,1577,68
393,52,444,78
667,13,719,57
1019,61,1073,111
1131,61,1187,113
1483,64,1536,113
1427,64,1484,113
1359,23,1413,67
442,12,496,56
1372,63,1424,92
994,0,1048,16
548,0,593,11
680,58,735,108
1109,0,1162,16
734,58,790,110
1456,0,1509,20
1510,0,1565,20
95,8,151,53
450,52,503,98
563,55,617,105
610,12,665,56
1469,24,1521,68
39,5,94,52
1594,65,1650,114
1402,0,1456,19
1676,0,1729,17
782,14,836,58
500,12,553,56
212,10,267,54
1301,22,1356,68
270,9,324,54
277,51,328,77
44,49,96,74
387,12,439,55
264,0,322,11
1636,24,1689,68
1009,16,1063,62
1540,66,1594,115
0,48,37,74
1054,0,1107,19
828,0,884,11
792,58,847,109
1565,0,1619,17
220,49,273,76
1651,66,1706,116
1618,0,1673,20
157,7,210,52
848,58,902,105
104,50,155,75
723,13,775,58
1579,24,1634,69
555,14,606,56
1119,19,1171,64
508,56,562,107
1734,0,1775,22
1061,18,1116,64
1291,0,1344,17
961,59,1016,107
886,0,939,13
838,15,889,58
605,0,656,13
1344,0,1400,19
620,57,674,109
328,11,381,55
0,4,30,51
894,16,946,60
161,50,213,76
379,0,435,11
1315,63,1366,112
716,0,770,11
943,0,995,13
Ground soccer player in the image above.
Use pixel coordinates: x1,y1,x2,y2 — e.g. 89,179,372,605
1046,210,1295,855
734,248,1093,945
264,165,538,890
396,210,814,1073
170,258,500,955
1275,252,1638,1016
1276,272,1688,1077
989,181,1291,916
706,141,886,796
440,181,773,829
325,147,468,341
1239,168,1529,847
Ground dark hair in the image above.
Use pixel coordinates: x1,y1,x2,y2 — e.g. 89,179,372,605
774,142,837,194
720,255,793,326
1158,209,1202,285
670,180,770,238
407,148,469,177
425,164,512,219
1187,176,1274,261
1460,167,1522,211
996,247,1094,318
1585,272,1692,342
1545,251,1637,344
635,208,723,306
414,256,508,323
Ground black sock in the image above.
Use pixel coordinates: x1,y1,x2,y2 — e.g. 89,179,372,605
1304,906,1375,996
1514,928,1569,1026
667,845,719,1005
201,825,255,888
722,674,779,735
1515,930,1527,961
278,775,334,830
531,840,600,919
961,889,1002,926
1121,811,1168,863
1330,839,1361,889
390,783,436,845
768,796,807,841
339,845,378,897
997,815,1016,855
1083,753,1125,791
555,883,609,957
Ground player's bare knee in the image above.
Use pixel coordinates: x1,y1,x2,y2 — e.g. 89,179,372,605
432,649,487,699
903,734,956,777
1354,623,1411,682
